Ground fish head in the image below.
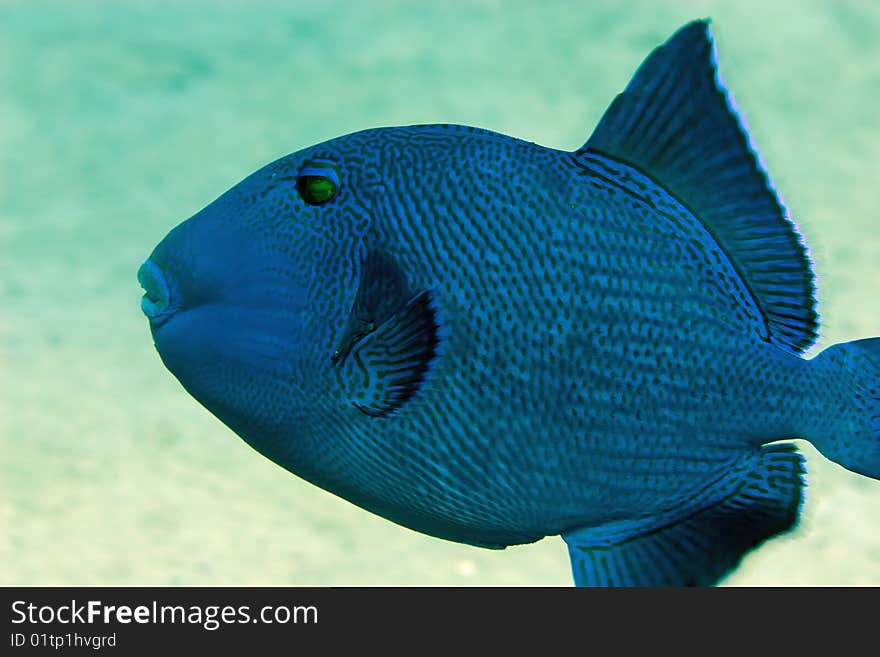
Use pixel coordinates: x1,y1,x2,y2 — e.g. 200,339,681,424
138,132,379,446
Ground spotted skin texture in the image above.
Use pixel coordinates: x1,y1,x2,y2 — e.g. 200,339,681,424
145,121,821,550
139,19,880,587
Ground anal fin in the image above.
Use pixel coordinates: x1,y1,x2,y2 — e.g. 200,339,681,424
562,444,805,586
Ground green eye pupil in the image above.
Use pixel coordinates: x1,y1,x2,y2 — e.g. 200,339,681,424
297,175,336,205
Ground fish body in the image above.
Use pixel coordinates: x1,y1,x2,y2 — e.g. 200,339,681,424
138,21,880,585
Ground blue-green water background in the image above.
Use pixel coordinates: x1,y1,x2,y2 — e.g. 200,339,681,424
2,0,879,585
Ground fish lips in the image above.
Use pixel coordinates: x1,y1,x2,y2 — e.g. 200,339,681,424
137,258,178,328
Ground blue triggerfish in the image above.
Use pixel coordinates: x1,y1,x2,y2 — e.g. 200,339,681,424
138,20,880,586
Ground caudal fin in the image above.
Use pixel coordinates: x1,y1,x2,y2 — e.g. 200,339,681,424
812,337,880,479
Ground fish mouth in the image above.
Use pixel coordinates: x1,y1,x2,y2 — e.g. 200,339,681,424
137,258,175,326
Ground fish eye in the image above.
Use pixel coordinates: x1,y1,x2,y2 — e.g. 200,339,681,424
296,160,340,206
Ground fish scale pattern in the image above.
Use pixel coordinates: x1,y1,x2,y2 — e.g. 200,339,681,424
143,21,880,585
152,121,814,549
227,123,810,548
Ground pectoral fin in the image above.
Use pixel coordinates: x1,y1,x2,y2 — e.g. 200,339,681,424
340,290,440,417
334,249,440,417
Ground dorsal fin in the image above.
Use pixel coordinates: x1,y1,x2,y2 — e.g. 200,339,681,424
575,19,818,354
